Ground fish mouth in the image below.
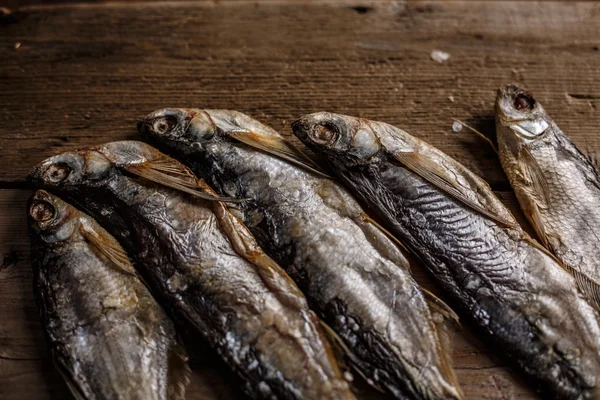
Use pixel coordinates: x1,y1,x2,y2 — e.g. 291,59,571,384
27,159,51,184
136,117,154,139
27,166,39,182
28,190,57,216
290,118,308,140
499,85,536,109
512,92,536,112
495,106,532,126
291,112,335,143
496,84,538,125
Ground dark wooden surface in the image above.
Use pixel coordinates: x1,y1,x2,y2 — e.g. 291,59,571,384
2,1,600,399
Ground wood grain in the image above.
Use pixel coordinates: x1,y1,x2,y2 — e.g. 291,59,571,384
2,1,599,399
1,0,600,186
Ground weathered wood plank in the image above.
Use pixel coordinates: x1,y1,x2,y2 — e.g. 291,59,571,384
2,1,598,399
1,1,599,185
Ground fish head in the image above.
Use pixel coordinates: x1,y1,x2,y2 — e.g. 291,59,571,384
292,112,382,167
495,85,551,146
138,108,217,155
28,149,116,191
28,189,79,243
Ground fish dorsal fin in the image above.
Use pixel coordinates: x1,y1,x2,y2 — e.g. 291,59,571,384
124,156,247,203
210,196,308,312
387,140,517,228
518,146,551,206
227,129,331,178
79,219,137,277
523,199,550,248
421,288,460,326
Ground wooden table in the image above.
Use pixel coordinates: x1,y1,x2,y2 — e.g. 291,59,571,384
2,1,599,398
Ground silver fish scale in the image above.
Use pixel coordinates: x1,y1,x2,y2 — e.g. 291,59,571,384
30,203,183,400
527,131,600,283
292,109,600,399
46,250,169,400
379,164,522,288
496,85,600,316
335,156,600,399
195,140,460,400
28,141,355,400
104,173,349,400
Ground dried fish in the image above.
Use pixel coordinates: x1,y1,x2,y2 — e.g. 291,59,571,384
292,111,600,399
28,141,353,400
139,109,463,400
496,84,600,311
28,189,190,400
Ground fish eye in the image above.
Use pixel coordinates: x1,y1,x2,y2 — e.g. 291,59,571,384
45,163,71,183
30,200,55,222
152,116,177,135
311,124,337,146
514,91,535,111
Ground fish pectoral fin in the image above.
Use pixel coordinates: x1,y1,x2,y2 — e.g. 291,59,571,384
428,314,465,400
523,198,550,248
124,157,247,203
54,357,89,400
518,146,551,206
318,318,386,393
358,213,412,261
421,288,460,326
213,202,309,311
228,129,331,178
167,339,192,400
391,150,517,228
80,224,138,278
